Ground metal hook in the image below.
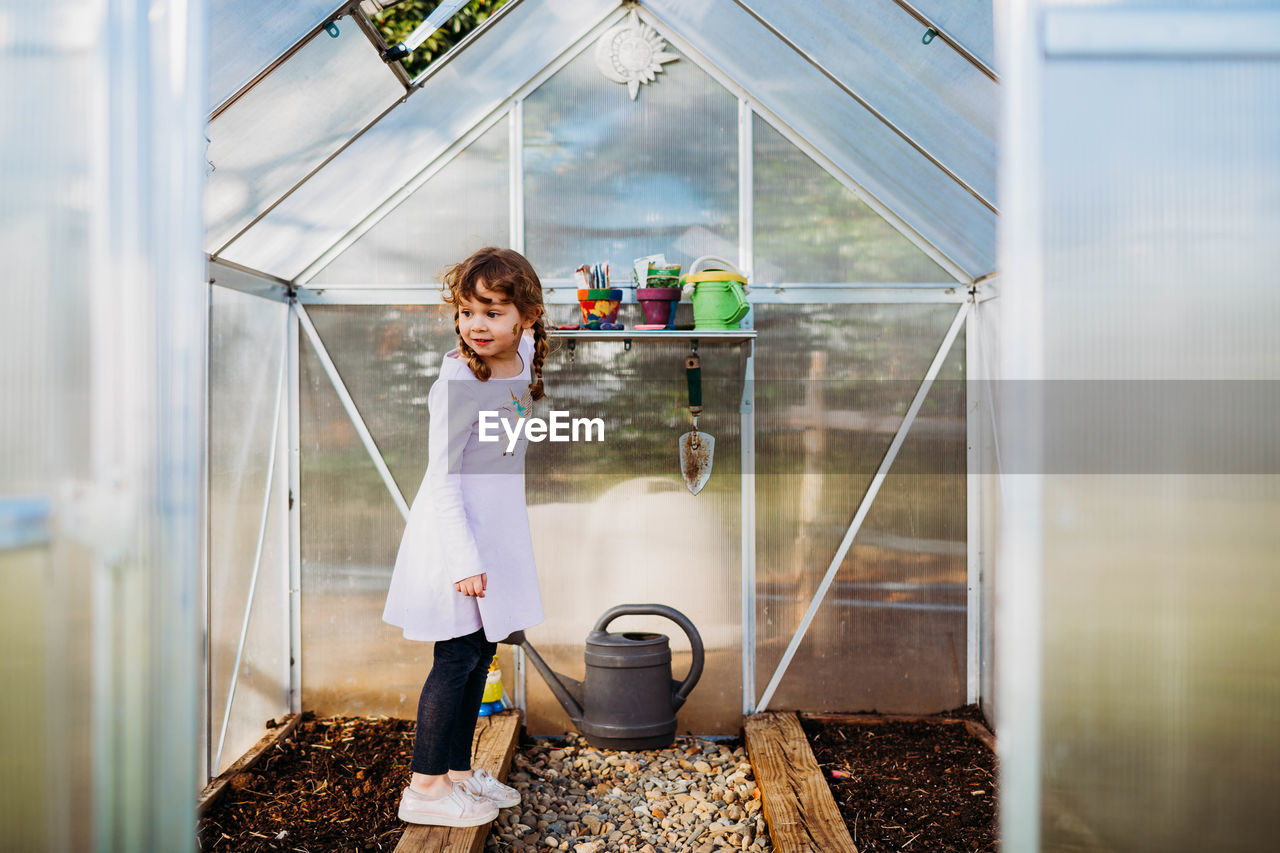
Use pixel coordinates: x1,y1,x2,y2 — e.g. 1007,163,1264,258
690,338,699,354
624,339,632,352
568,339,576,364
922,28,937,45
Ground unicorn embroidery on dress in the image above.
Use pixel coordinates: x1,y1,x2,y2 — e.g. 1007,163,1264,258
499,387,534,455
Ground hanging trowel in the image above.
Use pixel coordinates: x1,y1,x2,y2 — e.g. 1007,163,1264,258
679,350,715,495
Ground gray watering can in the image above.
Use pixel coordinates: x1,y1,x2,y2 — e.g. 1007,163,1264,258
502,604,704,751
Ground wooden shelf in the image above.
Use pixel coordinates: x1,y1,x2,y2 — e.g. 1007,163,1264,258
548,329,756,343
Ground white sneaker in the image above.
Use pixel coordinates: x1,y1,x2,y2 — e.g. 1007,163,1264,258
398,783,499,827
458,767,521,808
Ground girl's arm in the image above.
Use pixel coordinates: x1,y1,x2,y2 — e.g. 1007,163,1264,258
423,375,486,585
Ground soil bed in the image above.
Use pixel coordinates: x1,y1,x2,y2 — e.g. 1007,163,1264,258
198,712,410,852
199,708,993,852
800,705,997,852
198,714,766,853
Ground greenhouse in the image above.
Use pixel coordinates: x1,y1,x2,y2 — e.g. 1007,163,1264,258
3,0,1278,851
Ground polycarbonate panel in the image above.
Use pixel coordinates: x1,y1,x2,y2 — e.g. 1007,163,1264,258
298,307,456,718
646,0,994,278
521,336,744,735
2,15,95,851
1031,52,1280,850
296,309,555,732
1,548,51,851
297,307,745,733
4,3,205,849
208,287,290,775
753,116,952,283
305,306,450,500
219,0,618,280
1,33,92,495
908,0,996,73
309,117,510,285
523,44,738,280
737,0,996,206
205,19,405,252
209,0,340,110
752,303,966,712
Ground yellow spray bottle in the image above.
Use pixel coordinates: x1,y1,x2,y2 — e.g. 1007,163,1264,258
478,654,506,716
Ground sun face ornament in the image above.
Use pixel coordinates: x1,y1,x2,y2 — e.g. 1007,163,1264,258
594,9,679,100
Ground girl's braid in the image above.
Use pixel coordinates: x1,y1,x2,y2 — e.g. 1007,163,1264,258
527,315,547,402
529,316,548,401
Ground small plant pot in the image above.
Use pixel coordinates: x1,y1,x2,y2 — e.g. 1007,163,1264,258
578,288,623,328
636,286,682,329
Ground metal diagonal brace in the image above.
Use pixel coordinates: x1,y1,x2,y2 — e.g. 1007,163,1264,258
755,302,970,712
215,336,287,773
294,304,410,520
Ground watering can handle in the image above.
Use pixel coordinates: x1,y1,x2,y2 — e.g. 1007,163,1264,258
592,603,705,707
686,255,743,278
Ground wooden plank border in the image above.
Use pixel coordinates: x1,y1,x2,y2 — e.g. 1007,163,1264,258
744,711,858,853
197,713,302,815
393,710,522,853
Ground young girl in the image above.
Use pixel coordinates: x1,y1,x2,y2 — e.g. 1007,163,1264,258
382,246,550,827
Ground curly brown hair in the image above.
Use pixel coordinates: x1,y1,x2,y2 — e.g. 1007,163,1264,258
441,247,549,401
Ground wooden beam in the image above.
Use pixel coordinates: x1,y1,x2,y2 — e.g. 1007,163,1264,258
197,713,302,815
394,710,522,853
744,711,857,853
962,719,997,754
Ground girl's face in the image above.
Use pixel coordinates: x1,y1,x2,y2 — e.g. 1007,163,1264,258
457,280,537,362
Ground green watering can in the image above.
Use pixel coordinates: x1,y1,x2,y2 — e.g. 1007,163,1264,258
681,256,749,331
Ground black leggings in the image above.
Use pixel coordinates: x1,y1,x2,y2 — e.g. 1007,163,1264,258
410,628,496,775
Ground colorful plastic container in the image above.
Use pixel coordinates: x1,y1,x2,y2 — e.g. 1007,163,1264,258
578,288,623,328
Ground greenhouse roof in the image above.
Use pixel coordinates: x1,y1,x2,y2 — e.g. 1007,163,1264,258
205,0,997,284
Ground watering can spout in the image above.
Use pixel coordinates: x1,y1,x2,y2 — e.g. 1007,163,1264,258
504,631,585,722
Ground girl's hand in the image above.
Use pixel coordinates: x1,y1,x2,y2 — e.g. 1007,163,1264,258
455,573,487,597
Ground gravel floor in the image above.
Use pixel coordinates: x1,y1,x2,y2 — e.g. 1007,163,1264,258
485,733,773,853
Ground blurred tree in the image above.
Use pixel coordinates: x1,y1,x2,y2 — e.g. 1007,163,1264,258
371,0,513,78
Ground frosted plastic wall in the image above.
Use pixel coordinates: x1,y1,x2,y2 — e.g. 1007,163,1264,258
645,0,994,278
752,116,951,283
310,117,510,285
735,0,996,206
298,307,453,718
208,287,290,775
2,3,205,850
297,307,746,733
1029,47,1280,850
0,21,93,841
753,303,967,712
523,44,738,280
209,1,343,110
204,19,405,252
520,336,745,735
219,0,617,279
0,550,53,851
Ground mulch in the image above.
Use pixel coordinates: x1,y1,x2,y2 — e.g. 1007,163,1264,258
800,705,998,852
199,706,996,852
197,711,412,852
